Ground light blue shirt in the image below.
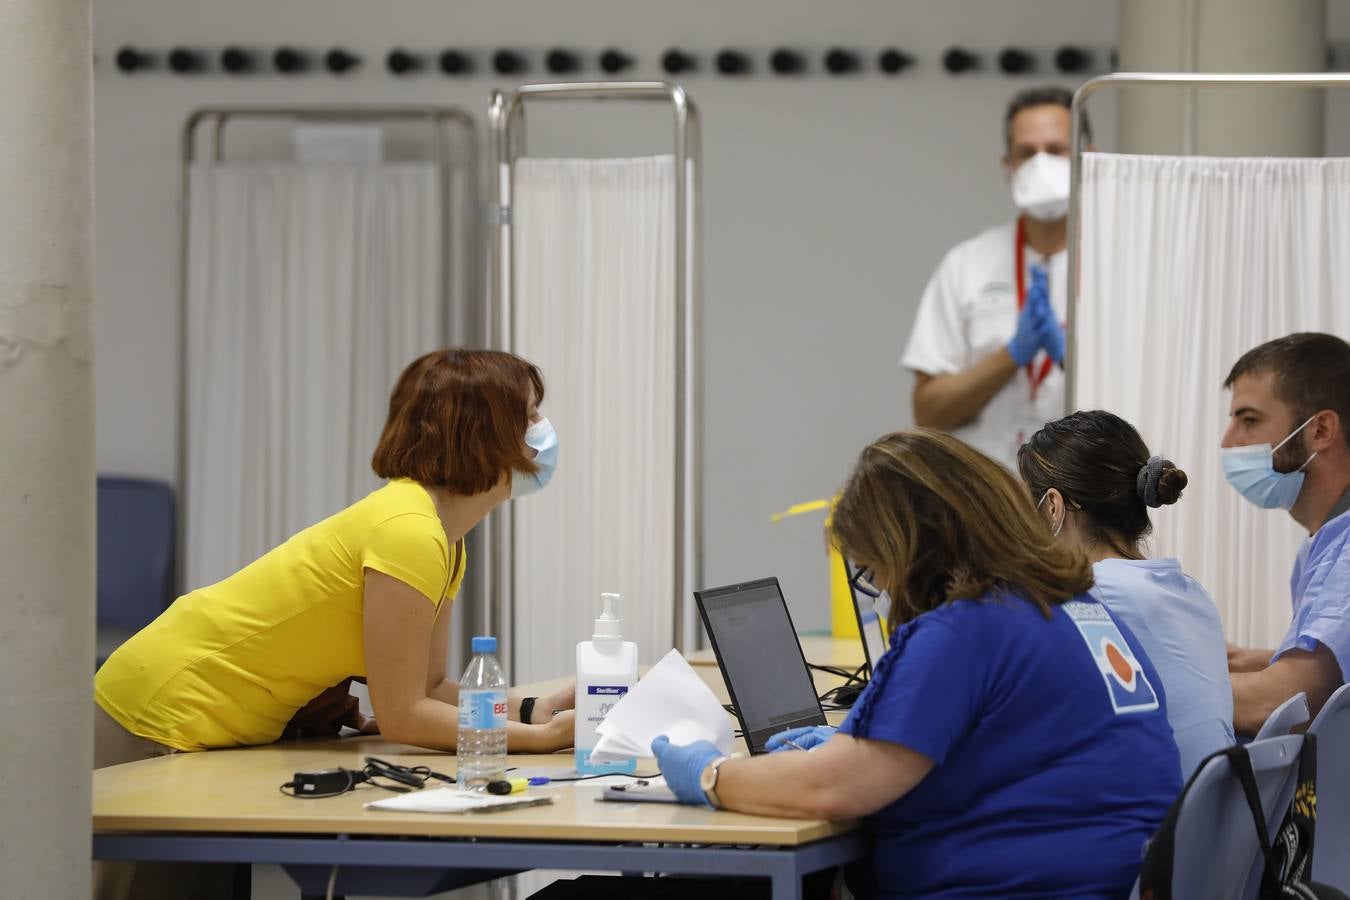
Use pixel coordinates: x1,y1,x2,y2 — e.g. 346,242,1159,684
1090,558,1235,777
1275,504,1350,682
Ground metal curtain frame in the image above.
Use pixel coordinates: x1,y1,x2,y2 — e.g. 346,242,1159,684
1066,72,1350,411
176,106,479,592
486,82,703,673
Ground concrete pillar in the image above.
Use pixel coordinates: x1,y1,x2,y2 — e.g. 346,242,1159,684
0,1,95,897
1118,0,1326,156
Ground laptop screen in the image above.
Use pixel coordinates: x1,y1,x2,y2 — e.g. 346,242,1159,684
695,578,827,753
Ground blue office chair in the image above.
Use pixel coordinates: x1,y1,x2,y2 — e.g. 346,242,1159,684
97,476,176,665
1131,735,1304,900
1309,683,1350,891
1254,691,1310,740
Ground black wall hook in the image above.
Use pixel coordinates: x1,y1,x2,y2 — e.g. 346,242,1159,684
325,48,360,74
878,48,915,74
546,48,580,74
387,48,422,75
1054,45,1091,73
716,49,751,76
824,48,860,75
115,46,153,74
942,47,979,74
770,48,805,75
274,46,309,74
220,47,254,74
662,48,696,74
599,48,633,74
493,49,526,75
998,48,1035,74
439,50,473,75
168,47,204,74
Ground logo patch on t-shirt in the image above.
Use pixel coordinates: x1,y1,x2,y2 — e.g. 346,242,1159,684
1063,601,1159,715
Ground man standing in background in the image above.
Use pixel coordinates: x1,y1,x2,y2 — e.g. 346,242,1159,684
903,87,1088,467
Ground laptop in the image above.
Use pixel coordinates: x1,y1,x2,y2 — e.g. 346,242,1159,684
694,577,829,754
843,559,890,676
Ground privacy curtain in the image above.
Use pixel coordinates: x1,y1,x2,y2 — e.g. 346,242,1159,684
511,155,677,684
1076,153,1350,647
184,162,443,590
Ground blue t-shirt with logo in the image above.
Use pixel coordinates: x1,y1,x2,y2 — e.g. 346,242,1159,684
839,591,1181,899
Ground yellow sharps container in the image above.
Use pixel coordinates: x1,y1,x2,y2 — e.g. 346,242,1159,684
771,497,857,640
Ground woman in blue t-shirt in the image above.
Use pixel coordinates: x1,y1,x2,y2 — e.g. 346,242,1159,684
652,428,1181,899
1019,410,1235,777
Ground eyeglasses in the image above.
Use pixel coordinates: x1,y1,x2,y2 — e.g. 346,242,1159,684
849,564,882,599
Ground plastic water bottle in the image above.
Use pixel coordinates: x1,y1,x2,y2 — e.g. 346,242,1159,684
457,635,508,790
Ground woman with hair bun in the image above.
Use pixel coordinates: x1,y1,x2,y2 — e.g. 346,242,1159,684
1019,410,1234,775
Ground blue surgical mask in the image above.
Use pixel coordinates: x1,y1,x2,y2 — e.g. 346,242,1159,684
1220,415,1319,511
511,417,558,499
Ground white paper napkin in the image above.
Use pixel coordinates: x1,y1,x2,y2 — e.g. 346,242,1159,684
589,648,734,761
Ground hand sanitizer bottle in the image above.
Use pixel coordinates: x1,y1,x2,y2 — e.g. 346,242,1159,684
575,592,638,774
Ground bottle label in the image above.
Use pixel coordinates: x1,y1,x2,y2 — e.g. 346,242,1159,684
580,684,629,728
459,689,508,730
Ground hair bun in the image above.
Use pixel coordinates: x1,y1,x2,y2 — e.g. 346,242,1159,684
1136,456,1187,507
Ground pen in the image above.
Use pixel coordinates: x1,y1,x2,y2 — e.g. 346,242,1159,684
786,739,809,751
486,777,530,795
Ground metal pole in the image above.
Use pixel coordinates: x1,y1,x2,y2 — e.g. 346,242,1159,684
490,82,704,672
1065,71,1350,414
177,106,478,596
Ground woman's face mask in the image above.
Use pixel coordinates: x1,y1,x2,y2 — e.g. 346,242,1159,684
1220,414,1318,511
510,417,558,499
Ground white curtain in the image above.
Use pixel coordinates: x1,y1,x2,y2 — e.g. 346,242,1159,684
1076,153,1350,648
511,155,677,684
185,163,443,590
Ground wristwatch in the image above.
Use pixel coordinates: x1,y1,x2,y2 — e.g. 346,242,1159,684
699,756,730,809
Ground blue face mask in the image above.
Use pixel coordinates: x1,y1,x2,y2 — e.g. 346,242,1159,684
1220,415,1318,511
511,417,558,499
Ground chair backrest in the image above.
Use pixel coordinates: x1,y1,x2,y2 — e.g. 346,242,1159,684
1254,691,1310,740
97,476,176,633
1166,735,1304,900
1309,683,1350,890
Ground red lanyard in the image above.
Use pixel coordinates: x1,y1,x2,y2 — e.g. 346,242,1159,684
1015,216,1055,399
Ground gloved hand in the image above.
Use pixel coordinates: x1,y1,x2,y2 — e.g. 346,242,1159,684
1036,309,1066,365
651,735,722,806
1007,265,1051,366
764,725,837,753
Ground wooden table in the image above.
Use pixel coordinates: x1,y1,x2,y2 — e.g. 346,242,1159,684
94,664,864,900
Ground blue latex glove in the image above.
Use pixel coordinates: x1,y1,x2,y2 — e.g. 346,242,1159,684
764,725,837,753
651,735,722,806
1036,310,1066,365
1006,266,1050,366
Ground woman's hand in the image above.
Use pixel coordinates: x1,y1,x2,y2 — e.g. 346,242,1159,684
284,678,379,738
534,680,577,723
650,735,721,805
538,708,576,750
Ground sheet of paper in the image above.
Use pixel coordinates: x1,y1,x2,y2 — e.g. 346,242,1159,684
590,648,734,762
365,787,553,814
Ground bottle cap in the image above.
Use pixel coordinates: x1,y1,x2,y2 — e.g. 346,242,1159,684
471,635,498,654
594,593,622,640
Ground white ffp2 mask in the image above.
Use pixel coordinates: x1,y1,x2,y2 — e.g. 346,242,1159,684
1011,152,1071,222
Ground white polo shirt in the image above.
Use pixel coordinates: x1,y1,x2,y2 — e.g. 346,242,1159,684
902,220,1067,468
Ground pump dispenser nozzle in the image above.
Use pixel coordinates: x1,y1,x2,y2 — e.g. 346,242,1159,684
594,593,623,640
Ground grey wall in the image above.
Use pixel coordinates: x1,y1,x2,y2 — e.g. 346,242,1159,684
92,0,1349,634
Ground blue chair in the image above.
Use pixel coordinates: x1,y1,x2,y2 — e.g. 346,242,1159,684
1254,691,1310,740
1309,683,1350,891
1131,735,1304,900
97,476,175,665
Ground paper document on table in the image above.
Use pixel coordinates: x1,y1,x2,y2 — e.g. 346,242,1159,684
365,787,553,814
590,648,734,761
